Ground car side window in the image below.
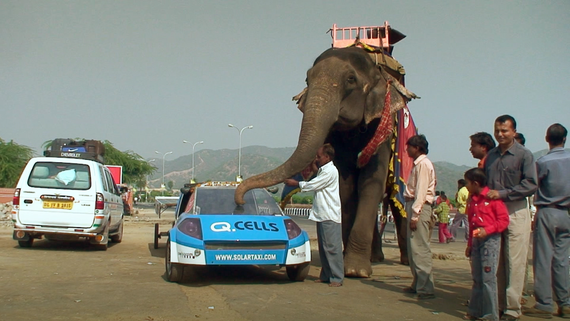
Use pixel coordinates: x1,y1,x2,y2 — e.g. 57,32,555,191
99,166,111,193
102,167,116,194
106,170,119,195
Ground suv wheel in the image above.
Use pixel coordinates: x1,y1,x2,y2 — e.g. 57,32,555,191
92,224,109,251
165,238,184,282
110,220,123,243
18,238,34,248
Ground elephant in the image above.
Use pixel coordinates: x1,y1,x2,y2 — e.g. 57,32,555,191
235,46,417,278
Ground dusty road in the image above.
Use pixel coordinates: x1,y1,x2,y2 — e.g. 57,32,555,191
1,207,532,321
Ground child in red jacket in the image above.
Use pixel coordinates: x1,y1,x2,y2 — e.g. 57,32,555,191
464,168,510,321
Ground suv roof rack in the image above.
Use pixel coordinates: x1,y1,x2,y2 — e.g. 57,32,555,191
43,138,105,163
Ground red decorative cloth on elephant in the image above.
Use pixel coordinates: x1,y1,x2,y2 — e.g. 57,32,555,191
388,106,418,218
356,80,394,168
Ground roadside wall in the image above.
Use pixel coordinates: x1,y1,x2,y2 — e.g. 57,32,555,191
0,188,13,204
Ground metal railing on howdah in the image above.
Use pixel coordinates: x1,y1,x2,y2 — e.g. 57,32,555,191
283,207,310,217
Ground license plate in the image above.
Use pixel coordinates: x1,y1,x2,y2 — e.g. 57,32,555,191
43,201,73,210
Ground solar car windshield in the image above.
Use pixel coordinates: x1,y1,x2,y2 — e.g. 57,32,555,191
194,187,283,215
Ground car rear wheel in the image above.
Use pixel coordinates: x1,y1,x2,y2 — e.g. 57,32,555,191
166,238,184,282
92,224,109,251
18,238,34,248
110,220,123,243
286,262,310,281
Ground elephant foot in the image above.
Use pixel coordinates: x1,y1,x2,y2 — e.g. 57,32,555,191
344,252,373,278
370,248,385,263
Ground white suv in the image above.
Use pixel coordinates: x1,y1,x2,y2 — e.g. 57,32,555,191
12,156,124,250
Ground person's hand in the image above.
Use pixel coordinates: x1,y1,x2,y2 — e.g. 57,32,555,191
409,218,418,231
310,159,318,172
486,190,500,200
473,227,487,239
465,246,471,258
284,179,299,187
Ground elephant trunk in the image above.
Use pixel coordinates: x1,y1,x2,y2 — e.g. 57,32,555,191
235,88,339,205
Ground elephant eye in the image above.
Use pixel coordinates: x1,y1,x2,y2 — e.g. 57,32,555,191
347,75,356,84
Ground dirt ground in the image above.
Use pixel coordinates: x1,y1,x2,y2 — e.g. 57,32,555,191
0,207,540,321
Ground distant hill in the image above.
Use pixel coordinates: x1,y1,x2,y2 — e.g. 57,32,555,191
433,162,471,197
150,146,296,189
150,146,475,200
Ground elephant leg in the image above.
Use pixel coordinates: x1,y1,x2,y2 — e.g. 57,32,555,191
344,141,390,278
371,214,385,262
371,197,389,262
338,169,358,248
391,201,409,265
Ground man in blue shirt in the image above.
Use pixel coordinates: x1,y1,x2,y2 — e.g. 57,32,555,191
284,143,343,287
523,123,570,319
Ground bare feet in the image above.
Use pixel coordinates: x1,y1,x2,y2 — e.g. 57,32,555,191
329,282,342,287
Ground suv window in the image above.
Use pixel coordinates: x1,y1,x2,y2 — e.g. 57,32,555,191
104,168,118,194
28,162,91,190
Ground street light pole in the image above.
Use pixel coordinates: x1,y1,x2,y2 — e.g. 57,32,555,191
155,151,173,193
228,124,253,181
183,140,204,183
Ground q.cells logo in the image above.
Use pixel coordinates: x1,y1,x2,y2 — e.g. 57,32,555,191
210,221,279,232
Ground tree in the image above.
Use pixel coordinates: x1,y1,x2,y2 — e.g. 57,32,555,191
0,139,34,187
102,141,155,184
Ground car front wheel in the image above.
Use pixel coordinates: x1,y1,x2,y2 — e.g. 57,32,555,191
286,262,310,281
165,238,184,282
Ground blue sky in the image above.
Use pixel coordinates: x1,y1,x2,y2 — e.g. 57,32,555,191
1,1,569,167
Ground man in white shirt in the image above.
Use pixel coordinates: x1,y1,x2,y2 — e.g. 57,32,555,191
284,143,343,287
403,134,437,299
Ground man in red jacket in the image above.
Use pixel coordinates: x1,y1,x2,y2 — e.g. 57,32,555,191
464,167,510,321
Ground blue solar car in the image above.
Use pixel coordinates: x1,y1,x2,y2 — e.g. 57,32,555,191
165,182,311,283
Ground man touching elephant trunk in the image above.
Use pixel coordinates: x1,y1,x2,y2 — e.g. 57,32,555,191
284,144,344,287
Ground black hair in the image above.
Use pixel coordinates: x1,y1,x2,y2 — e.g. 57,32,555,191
464,168,487,187
470,132,496,151
546,123,567,146
515,133,526,146
406,134,429,155
495,114,517,130
457,179,466,187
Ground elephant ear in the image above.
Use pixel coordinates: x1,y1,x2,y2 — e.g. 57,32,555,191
292,87,308,113
364,68,418,125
